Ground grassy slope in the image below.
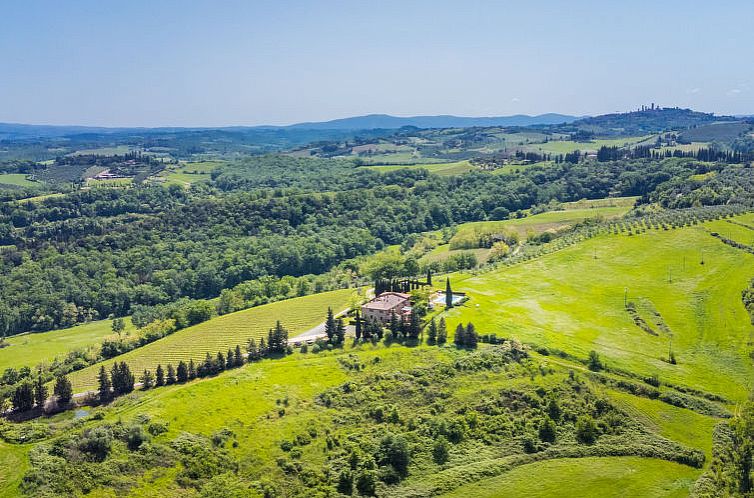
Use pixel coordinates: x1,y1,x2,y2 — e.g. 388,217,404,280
441,456,699,498
0,442,28,498
0,174,36,187
0,318,134,372
364,160,476,176
67,288,355,391
444,219,754,401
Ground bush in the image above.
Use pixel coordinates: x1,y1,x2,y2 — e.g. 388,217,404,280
575,416,598,444
538,417,557,443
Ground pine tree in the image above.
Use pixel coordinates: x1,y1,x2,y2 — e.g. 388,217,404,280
216,352,225,372
177,361,188,382
335,318,346,344
454,323,466,347
389,312,400,336
200,352,213,377
258,337,267,358
141,369,154,389
407,312,420,341
354,311,362,339
188,359,197,379
34,375,48,407
445,279,453,308
466,323,478,349
325,308,336,343
235,345,244,367
247,339,258,361
427,318,438,345
53,374,73,404
98,366,112,401
155,364,165,386
119,362,135,393
226,348,235,369
437,318,447,345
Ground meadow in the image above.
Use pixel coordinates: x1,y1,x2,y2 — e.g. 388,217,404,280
443,217,754,401
158,160,224,186
363,160,475,175
67,288,355,390
0,318,134,372
0,174,36,187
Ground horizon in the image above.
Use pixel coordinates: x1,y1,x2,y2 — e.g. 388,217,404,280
2,1,754,127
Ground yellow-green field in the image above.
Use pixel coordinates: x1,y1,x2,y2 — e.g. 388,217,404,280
444,217,754,401
68,288,355,390
0,318,134,372
0,174,36,187
158,161,224,186
364,160,477,176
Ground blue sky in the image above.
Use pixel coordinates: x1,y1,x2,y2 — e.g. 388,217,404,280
1,0,753,126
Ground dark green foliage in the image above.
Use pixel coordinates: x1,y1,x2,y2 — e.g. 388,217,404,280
155,364,165,387
427,318,437,345
432,436,450,464
111,362,135,395
445,279,453,308
538,417,557,443
234,345,244,367
437,317,447,345
141,369,154,389
53,374,73,404
177,361,188,383
166,364,177,385
575,416,599,444
33,375,47,407
12,381,34,412
324,307,336,343
98,366,112,402
587,350,603,371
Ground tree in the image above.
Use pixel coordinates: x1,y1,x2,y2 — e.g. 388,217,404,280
576,416,598,444
407,312,421,341
454,323,465,347
98,366,112,402
247,339,259,362
427,318,437,345
53,374,73,404
426,270,432,286
226,348,235,369
34,375,48,407
234,345,244,367
166,364,176,384
538,417,557,443
324,307,336,343
111,317,126,337
12,381,34,412
465,322,478,349
216,352,226,371
335,318,346,344
378,433,410,476
354,310,362,340
176,361,188,382
141,369,154,389
389,312,401,337
155,364,165,387
445,279,453,308
432,436,450,464
188,359,197,379
588,350,603,371
547,399,561,421
437,318,447,345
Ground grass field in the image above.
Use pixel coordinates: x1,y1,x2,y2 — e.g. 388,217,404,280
0,442,28,498
441,457,699,498
522,136,651,155
0,318,134,372
159,161,224,186
0,174,36,187
14,193,64,204
443,217,754,401
85,177,133,187
364,160,476,176
70,146,133,156
67,288,356,390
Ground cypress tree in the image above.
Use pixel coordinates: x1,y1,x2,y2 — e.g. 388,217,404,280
98,366,112,401
53,374,73,404
407,312,420,341
34,374,48,407
325,308,336,343
141,369,154,389
177,361,188,382
466,323,478,349
389,312,400,336
166,364,176,385
445,279,453,308
427,318,438,345
335,318,346,344
119,362,135,393
235,345,244,367
354,311,362,339
155,364,165,386
437,318,447,345
427,270,432,286
454,323,466,347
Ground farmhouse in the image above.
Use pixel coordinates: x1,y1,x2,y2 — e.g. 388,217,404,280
361,292,411,324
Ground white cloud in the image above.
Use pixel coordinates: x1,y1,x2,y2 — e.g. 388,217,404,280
511,97,520,103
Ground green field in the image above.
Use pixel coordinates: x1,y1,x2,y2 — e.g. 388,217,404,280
444,217,754,401
67,288,355,390
159,160,224,186
522,136,651,155
70,145,133,156
0,318,134,372
85,177,133,187
364,160,476,175
442,457,699,498
0,174,36,187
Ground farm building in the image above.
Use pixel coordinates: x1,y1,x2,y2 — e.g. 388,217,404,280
361,292,411,324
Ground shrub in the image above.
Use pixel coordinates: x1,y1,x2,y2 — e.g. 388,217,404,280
575,416,598,444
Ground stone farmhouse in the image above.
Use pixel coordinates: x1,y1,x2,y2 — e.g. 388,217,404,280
361,292,411,324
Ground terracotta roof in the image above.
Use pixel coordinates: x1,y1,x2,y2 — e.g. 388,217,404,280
362,292,410,311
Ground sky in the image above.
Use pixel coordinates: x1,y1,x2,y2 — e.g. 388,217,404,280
1,0,753,127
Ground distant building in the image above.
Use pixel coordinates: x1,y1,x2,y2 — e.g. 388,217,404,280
361,292,411,324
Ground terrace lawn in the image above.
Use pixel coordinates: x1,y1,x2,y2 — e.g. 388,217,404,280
441,457,699,498
0,318,134,372
67,288,356,391
443,219,754,401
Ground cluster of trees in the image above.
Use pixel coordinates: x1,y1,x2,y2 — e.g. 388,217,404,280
597,144,753,163
97,362,135,402
10,373,72,413
373,275,431,295
453,322,479,348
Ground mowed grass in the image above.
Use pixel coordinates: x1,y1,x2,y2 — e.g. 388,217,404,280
444,219,754,401
364,160,476,176
0,174,36,187
522,136,651,155
68,288,355,391
0,442,28,498
441,457,699,498
160,161,224,186
0,318,134,372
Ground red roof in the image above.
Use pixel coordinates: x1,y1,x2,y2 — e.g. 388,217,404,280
362,292,410,311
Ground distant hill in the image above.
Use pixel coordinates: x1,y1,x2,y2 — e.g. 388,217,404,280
567,107,741,136
284,113,580,130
